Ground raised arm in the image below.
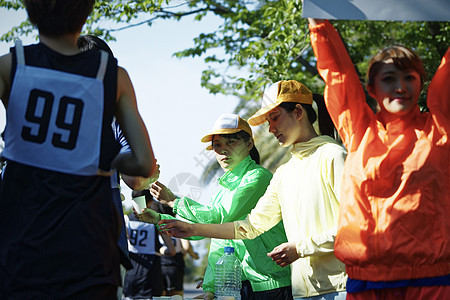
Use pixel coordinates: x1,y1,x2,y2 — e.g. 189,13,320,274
427,47,450,118
308,19,374,150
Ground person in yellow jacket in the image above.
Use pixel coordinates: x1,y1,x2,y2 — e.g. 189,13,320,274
149,81,348,299
308,18,449,299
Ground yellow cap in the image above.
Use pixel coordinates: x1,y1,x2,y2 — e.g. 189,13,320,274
248,80,313,126
201,114,252,150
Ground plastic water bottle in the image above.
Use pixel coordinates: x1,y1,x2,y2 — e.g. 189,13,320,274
214,246,242,300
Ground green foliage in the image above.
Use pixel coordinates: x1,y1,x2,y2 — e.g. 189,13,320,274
2,1,447,98
1,0,448,172
1,0,21,9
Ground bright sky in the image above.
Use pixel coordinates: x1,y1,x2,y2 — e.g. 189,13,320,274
0,7,240,204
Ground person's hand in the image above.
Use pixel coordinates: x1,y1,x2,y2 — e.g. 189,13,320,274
150,181,177,205
267,242,300,267
194,276,203,289
134,208,161,224
190,251,200,260
188,277,211,299
203,291,214,300
307,18,326,26
158,219,194,238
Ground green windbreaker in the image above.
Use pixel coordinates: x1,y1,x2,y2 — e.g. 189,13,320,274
162,156,291,293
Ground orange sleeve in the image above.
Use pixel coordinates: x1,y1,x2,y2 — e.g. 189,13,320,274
427,47,450,127
309,21,374,151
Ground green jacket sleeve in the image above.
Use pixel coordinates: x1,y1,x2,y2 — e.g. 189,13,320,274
174,168,273,225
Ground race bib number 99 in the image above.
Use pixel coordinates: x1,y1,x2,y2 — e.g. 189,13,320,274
3,64,104,175
22,89,84,150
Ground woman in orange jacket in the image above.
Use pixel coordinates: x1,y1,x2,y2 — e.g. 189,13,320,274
308,18,449,299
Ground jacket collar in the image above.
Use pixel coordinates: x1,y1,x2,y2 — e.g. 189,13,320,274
378,106,422,133
218,155,254,190
291,135,338,159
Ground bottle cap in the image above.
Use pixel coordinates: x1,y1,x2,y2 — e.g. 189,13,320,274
224,246,235,254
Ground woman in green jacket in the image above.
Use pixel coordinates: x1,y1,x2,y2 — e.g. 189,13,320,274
144,114,292,300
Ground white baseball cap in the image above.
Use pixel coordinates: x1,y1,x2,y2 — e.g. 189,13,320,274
201,114,253,150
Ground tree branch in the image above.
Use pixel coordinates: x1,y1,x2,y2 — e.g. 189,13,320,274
107,7,210,32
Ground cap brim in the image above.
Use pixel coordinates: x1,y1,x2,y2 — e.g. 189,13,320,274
248,102,282,126
201,128,245,150
201,128,244,143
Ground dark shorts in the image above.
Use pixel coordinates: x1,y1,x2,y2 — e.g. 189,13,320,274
161,265,184,292
123,253,163,298
161,253,185,291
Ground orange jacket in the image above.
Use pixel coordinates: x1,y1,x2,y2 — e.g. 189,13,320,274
310,21,450,281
